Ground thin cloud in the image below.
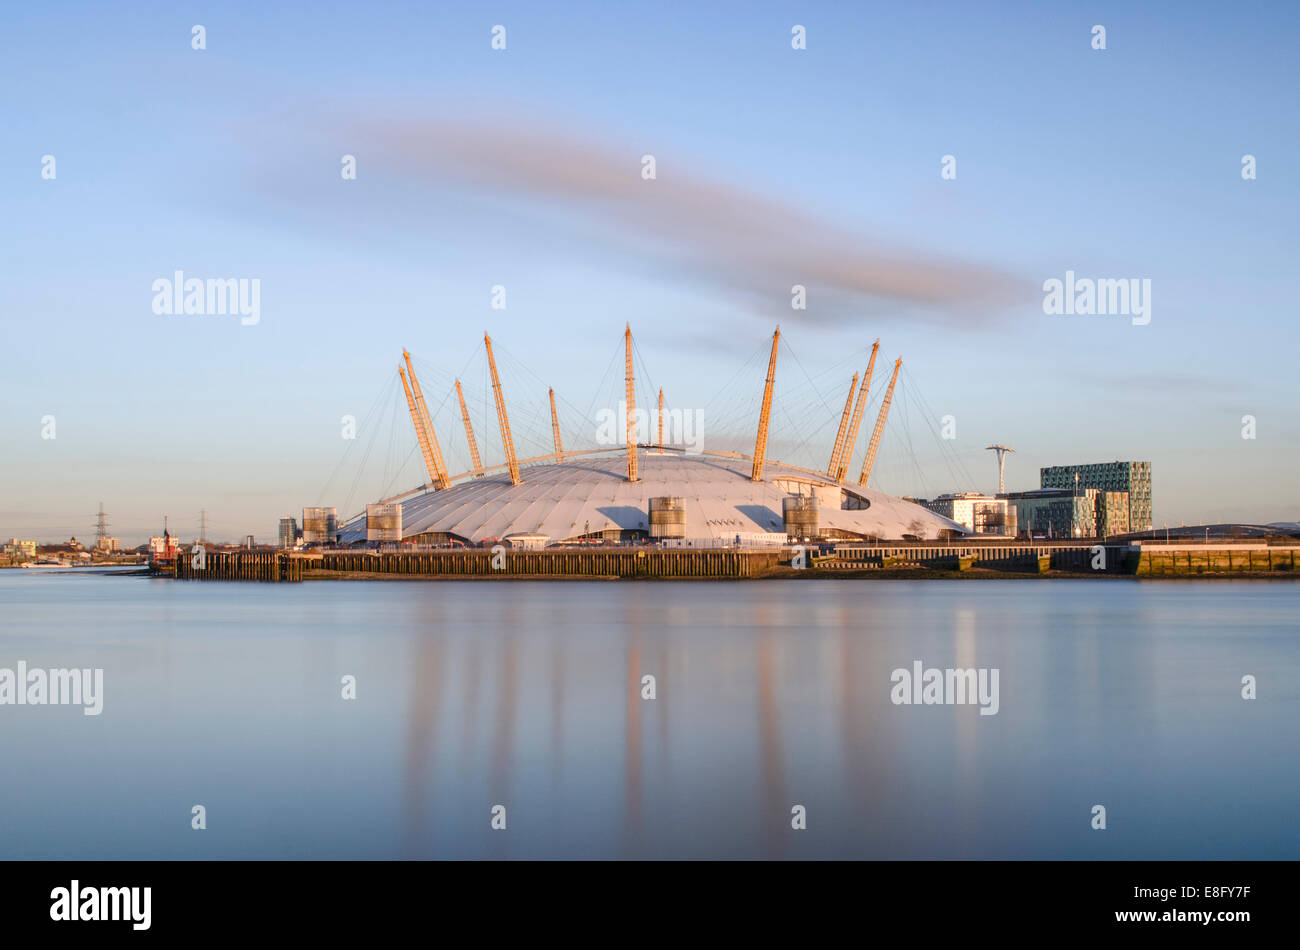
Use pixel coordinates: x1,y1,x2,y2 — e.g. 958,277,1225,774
251,108,1030,327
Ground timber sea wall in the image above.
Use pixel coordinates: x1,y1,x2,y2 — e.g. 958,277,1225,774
165,549,778,581
154,542,1300,582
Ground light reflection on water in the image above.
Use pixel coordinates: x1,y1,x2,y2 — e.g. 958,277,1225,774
0,572,1297,859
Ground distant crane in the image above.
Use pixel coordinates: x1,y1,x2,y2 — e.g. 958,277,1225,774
986,444,1015,494
751,327,780,481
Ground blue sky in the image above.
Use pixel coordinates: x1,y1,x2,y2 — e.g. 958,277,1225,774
3,1,1298,543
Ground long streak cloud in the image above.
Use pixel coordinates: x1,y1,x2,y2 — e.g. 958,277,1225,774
263,110,1029,325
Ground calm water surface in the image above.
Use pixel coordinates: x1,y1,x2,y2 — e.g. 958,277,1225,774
1,570,1296,859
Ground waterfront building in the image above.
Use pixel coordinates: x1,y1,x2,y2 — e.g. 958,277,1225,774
339,454,966,545
919,492,1013,536
302,507,339,545
3,538,37,560
278,517,300,549
338,326,975,545
1000,488,1098,538
365,504,403,543
661,532,787,548
1040,461,1151,531
1094,490,1131,537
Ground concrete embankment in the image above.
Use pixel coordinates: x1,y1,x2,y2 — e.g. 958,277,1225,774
154,543,1300,582
165,549,778,581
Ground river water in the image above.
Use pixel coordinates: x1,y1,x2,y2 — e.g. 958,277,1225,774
1,569,1296,859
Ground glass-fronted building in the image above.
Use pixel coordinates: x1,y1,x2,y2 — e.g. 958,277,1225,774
919,492,1013,536
1040,461,1151,532
278,517,300,549
1001,489,1097,538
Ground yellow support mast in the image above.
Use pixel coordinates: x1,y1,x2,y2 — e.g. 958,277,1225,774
403,350,451,489
549,387,565,463
657,388,664,447
826,371,859,479
484,333,521,485
858,356,901,487
398,366,432,486
750,327,780,482
625,324,638,481
454,379,483,476
399,350,450,490
836,339,879,483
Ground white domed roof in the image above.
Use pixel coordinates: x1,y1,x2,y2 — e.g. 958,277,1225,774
341,449,964,543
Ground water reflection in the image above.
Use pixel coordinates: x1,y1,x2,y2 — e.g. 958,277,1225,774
0,573,1296,859
756,626,785,856
622,614,641,853
550,635,564,791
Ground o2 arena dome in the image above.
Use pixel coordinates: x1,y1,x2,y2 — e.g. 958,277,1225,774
338,327,967,546
340,449,963,545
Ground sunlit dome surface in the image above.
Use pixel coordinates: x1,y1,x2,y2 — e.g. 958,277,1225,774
341,449,964,544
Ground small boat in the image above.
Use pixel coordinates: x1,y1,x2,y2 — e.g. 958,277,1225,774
22,558,68,568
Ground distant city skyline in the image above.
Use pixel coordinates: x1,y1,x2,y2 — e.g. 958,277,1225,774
4,1,1297,543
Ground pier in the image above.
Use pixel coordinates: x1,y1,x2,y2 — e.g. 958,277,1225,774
162,548,781,581
822,542,1133,573
1132,543,1297,576
155,541,1300,582
311,549,778,578
172,551,304,582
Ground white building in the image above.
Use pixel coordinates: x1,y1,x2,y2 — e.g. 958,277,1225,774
921,492,1013,536
661,532,787,549
339,452,966,545
302,507,339,544
503,533,549,550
